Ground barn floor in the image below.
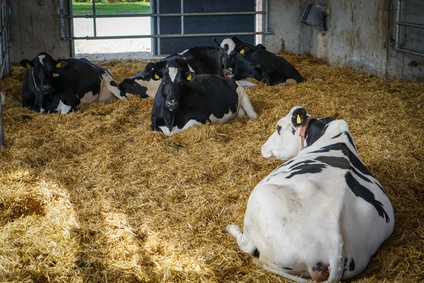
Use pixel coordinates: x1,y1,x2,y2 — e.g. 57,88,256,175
0,54,423,283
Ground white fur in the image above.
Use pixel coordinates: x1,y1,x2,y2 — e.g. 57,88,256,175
221,38,236,55
134,78,160,98
56,100,72,114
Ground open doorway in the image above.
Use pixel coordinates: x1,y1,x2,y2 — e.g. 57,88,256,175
71,0,152,60
67,0,268,60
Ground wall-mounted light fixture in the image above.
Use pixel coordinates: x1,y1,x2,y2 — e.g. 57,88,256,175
301,4,328,31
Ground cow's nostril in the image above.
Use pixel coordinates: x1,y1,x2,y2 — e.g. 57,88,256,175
41,84,51,92
165,100,178,110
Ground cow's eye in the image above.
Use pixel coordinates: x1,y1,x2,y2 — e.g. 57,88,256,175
277,125,282,135
291,128,295,135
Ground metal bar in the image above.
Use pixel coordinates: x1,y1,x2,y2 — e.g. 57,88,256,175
395,0,402,49
70,11,266,19
92,1,97,37
68,0,75,57
393,47,424,57
393,0,424,57
68,31,272,41
397,20,424,29
180,0,184,35
0,0,9,77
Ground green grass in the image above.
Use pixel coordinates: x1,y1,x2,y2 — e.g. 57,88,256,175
72,1,150,15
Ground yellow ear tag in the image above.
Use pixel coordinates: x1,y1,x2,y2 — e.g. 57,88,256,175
26,63,31,69
154,74,160,80
240,48,245,56
296,114,301,124
186,73,192,81
56,62,62,68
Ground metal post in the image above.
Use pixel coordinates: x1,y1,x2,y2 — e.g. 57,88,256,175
0,92,5,147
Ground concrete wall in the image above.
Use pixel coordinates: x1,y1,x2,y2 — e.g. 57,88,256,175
10,0,70,62
263,0,423,81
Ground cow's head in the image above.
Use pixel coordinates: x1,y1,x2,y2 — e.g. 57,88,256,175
262,106,336,160
261,106,308,160
218,38,237,77
151,61,193,130
20,52,58,94
118,62,162,98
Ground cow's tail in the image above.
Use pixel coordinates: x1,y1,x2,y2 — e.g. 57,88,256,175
326,187,346,282
235,81,257,119
256,263,309,283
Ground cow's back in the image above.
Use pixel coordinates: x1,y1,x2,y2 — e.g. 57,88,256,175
179,75,239,122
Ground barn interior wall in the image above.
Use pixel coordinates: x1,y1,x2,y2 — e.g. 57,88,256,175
9,0,70,63
263,0,423,81
8,0,423,81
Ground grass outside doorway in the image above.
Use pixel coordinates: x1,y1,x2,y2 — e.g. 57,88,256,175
72,1,150,15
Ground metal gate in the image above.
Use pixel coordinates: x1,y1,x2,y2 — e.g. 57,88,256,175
392,0,424,57
58,0,270,56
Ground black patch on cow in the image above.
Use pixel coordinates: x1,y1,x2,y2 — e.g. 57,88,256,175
313,142,387,195
332,131,357,151
110,80,117,87
315,156,351,170
285,160,327,179
345,172,390,223
305,118,334,146
291,108,307,126
277,125,282,135
253,249,260,258
343,257,355,272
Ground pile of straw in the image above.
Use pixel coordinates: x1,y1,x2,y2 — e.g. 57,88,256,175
0,54,422,282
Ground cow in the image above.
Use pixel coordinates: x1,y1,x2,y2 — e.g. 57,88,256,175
150,61,257,135
226,106,394,282
20,52,126,114
118,46,224,98
220,37,305,85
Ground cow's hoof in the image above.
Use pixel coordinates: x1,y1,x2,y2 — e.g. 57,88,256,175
310,261,329,282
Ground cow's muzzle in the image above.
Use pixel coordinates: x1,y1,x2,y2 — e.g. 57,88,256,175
223,67,234,78
165,99,178,111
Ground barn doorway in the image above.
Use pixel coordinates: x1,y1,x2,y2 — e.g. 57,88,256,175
71,0,152,60
63,0,269,60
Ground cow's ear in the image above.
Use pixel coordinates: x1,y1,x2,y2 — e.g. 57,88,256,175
149,69,162,80
55,60,67,68
185,72,195,81
291,107,307,126
20,59,32,69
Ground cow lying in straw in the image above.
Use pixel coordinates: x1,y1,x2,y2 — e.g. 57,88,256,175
227,106,394,282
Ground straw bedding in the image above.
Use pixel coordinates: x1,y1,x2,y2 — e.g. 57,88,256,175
0,54,423,283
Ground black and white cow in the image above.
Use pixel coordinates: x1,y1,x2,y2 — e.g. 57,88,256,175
150,61,257,135
220,37,305,85
119,46,224,98
227,106,394,282
20,52,126,114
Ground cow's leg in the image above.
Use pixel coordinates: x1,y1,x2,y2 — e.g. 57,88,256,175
226,225,257,254
235,81,257,119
